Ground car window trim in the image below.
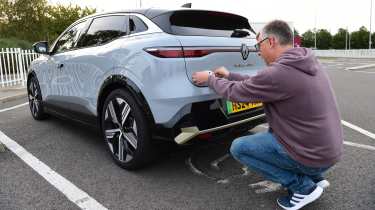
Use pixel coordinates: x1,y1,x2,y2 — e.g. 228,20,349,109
50,20,90,55
129,15,149,35
50,13,162,53
75,14,130,49
72,14,154,51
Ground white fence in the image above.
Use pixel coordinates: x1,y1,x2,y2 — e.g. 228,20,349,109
0,48,39,88
314,49,375,58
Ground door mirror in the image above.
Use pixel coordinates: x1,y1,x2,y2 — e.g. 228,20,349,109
33,41,50,55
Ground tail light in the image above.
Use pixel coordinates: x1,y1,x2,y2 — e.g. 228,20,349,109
183,49,210,57
144,47,234,58
144,47,184,58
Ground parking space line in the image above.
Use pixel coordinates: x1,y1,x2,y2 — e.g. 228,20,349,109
344,141,375,151
260,121,375,141
0,102,28,113
257,122,375,151
343,69,375,74
0,130,108,210
341,120,375,140
345,64,375,71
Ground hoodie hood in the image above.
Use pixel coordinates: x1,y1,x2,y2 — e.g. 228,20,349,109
274,47,319,76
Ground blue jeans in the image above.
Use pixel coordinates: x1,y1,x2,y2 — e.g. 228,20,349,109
230,131,330,193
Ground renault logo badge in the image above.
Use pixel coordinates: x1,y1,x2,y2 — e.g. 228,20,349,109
241,43,249,60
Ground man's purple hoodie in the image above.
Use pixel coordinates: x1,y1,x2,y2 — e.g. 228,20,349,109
207,47,343,167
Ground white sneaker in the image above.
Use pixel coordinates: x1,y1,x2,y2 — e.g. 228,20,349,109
277,186,324,210
316,180,330,189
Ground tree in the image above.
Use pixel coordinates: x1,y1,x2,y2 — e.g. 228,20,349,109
46,4,96,43
316,29,332,49
350,26,370,49
301,30,315,48
0,0,48,42
0,0,95,45
332,28,348,49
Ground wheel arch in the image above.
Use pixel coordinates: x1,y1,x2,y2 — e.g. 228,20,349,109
97,75,155,129
26,70,37,87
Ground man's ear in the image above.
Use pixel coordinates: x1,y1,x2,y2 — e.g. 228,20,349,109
268,36,277,48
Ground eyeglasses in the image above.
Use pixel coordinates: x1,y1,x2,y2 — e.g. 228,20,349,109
254,37,269,51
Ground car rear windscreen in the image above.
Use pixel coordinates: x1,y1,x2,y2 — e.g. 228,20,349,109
151,10,252,37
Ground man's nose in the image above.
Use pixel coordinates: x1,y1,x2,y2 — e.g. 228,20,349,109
257,51,261,56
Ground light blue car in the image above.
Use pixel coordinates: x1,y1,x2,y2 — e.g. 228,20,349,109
28,8,266,169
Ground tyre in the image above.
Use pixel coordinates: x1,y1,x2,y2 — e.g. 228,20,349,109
101,88,154,170
27,77,48,120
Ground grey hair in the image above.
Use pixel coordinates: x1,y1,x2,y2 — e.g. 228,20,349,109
261,20,293,46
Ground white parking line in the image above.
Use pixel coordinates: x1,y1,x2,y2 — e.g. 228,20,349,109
0,130,108,210
341,120,375,140
344,141,375,151
344,69,375,74
345,64,375,71
257,122,375,151
0,102,28,113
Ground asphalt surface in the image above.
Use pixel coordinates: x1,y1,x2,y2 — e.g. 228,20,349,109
0,57,375,210
0,84,26,103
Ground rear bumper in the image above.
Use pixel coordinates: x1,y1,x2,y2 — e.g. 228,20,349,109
175,113,266,144
152,99,266,142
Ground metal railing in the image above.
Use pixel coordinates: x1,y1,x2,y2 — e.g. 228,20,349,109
0,48,39,88
314,49,375,58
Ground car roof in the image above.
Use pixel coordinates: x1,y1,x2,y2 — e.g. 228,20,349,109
82,8,167,20
74,8,255,35
80,8,249,21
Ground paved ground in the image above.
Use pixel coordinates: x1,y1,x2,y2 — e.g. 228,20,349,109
0,58,375,210
0,84,26,103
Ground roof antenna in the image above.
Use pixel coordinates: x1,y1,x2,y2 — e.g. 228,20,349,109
181,3,192,8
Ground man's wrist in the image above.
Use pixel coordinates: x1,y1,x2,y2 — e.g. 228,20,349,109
227,72,232,80
207,73,216,87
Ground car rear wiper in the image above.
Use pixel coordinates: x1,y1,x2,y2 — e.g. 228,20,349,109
231,28,255,38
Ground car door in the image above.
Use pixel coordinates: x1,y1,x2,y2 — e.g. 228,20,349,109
61,15,129,117
45,20,89,111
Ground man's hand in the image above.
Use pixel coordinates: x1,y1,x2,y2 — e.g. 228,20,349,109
192,71,212,85
213,66,230,78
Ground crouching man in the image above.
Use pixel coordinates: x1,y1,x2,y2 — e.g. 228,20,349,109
192,20,343,210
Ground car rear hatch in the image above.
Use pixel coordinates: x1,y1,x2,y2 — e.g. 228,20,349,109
179,36,263,84
150,10,265,84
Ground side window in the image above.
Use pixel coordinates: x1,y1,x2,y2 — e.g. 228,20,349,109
53,21,87,53
129,16,148,34
77,15,128,48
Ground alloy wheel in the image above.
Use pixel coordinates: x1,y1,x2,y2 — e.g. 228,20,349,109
103,97,138,163
28,80,40,117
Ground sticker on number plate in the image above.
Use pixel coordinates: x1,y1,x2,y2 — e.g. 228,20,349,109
226,101,262,114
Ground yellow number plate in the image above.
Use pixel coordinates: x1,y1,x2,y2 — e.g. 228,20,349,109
226,101,263,114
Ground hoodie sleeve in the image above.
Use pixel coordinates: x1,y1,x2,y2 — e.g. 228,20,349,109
207,68,290,103
227,72,251,81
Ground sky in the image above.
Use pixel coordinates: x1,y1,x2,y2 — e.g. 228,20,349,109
48,0,375,34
